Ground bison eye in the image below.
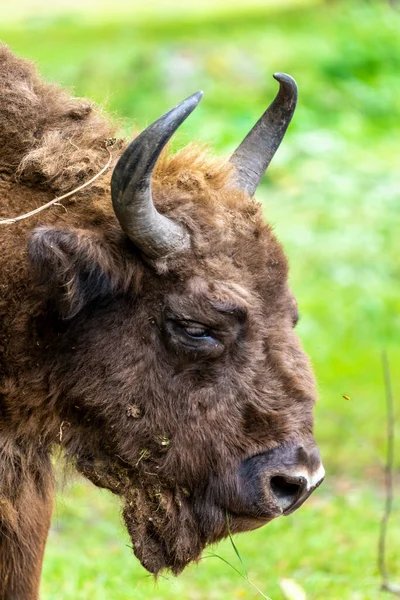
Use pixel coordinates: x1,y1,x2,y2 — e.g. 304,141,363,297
182,323,209,338
162,317,224,357
176,320,215,342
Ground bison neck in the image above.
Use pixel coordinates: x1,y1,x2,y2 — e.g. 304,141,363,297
0,443,53,600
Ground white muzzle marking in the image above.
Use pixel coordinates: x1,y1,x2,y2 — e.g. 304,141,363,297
294,463,325,491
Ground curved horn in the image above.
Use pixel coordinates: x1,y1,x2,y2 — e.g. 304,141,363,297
111,92,203,259
229,73,298,197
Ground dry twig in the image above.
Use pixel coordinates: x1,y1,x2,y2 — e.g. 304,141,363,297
378,351,400,596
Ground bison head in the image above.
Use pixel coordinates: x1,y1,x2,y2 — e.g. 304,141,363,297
28,74,324,575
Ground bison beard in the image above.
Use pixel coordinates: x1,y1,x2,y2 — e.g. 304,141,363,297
123,489,203,575
76,453,206,574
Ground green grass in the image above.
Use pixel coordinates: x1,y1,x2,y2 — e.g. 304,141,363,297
1,0,399,597
0,0,320,26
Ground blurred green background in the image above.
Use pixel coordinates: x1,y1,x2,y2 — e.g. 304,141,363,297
2,0,399,598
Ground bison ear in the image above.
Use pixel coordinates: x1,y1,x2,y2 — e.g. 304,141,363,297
28,226,118,319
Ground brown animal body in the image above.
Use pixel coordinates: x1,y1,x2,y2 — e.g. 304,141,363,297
0,46,324,600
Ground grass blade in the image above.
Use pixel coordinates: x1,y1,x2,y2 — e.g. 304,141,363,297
226,512,248,576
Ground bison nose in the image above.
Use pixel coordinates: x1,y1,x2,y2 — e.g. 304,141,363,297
269,473,308,513
267,454,325,515
234,443,324,521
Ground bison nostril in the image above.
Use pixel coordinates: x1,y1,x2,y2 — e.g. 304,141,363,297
270,475,305,511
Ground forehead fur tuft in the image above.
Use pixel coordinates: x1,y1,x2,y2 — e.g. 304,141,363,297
154,142,235,194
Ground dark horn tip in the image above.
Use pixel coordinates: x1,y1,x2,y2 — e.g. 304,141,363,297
184,90,204,109
171,90,203,123
273,72,298,95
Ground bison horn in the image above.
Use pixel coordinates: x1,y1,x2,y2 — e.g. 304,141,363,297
111,92,203,258
229,73,298,197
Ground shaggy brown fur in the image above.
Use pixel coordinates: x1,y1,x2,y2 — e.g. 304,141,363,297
0,45,320,599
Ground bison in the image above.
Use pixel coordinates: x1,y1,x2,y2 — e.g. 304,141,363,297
0,45,324,600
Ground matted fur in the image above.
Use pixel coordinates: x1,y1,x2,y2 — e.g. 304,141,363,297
0,45,320,599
